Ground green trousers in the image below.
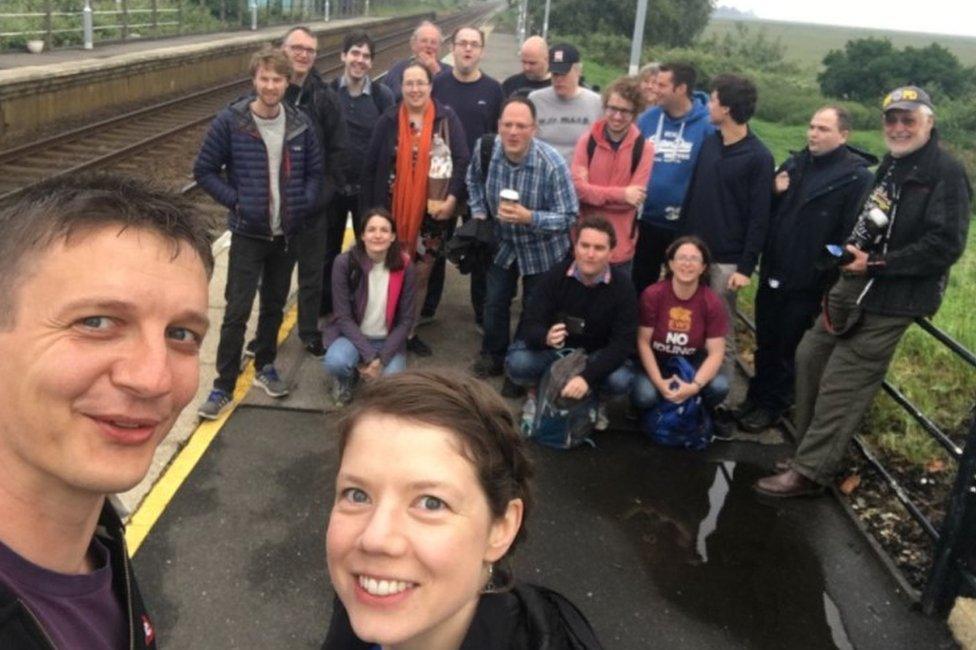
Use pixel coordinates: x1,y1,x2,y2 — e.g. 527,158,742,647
792,310,913,485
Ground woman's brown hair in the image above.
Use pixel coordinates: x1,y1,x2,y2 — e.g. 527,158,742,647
663,234,712,286
355,207,405,271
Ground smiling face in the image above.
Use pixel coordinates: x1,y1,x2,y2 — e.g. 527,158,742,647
640,71,658,106
252,64,288,110
604,91,636,139
327,414,519,649
883,108,933,158
341,42,373,82
667,242,707,285
282,29,318,79
0,226,209,499
361,214,396,259
401,65,432,112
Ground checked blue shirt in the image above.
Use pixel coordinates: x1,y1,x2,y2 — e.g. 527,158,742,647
466,136,578,276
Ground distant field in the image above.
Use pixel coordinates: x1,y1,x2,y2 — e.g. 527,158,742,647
705,17,976,69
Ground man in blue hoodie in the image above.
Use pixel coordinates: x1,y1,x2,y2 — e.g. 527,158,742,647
633,62,714,295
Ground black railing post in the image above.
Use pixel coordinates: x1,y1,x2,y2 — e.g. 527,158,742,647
921,411,976,615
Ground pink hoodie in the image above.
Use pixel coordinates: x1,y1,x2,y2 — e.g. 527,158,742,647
571,119,654,264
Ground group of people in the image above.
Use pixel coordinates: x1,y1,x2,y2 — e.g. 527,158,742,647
1,17,968,649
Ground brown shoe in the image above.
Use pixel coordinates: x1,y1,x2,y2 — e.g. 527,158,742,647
753,469,824,498
774,457,792,472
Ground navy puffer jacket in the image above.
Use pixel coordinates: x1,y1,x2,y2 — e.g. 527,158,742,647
193,97,323,238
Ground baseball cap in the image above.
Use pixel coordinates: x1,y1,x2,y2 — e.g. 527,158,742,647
881,86,934,112
549,43,580,75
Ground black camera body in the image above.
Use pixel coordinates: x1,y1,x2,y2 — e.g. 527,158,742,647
820,206,890,268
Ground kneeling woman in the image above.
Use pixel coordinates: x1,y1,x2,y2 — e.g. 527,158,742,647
322,208,416,404
632,236,730,417
322,370,604,649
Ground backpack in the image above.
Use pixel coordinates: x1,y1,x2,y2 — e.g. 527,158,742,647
529,350,598,450
585,133,645,175
640,356,712,450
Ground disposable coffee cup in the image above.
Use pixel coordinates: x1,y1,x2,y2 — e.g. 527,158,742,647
499,189,519,205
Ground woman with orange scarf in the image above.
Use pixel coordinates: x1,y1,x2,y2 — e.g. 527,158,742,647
362,62,469,356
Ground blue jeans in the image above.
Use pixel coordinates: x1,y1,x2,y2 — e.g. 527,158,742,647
631,371,729,410
323,337,406,388
505,341,637,396
482,263,543,360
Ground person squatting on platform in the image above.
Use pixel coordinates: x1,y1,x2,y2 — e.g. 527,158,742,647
194,47,322,419
755,86,972,498
467,96,579,390
571,75,655,277
506,216,639,433
322,208,416,406
0,173,213,649
321,369,604,649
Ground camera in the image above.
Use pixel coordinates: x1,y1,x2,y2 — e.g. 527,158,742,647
820,206,890,268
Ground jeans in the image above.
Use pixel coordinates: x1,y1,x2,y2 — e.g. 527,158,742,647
296,211,328,342
505,342,637,396
631,371,730,411
482,263,543,360
321,193,358,315
214,233,296,393
323,337,406,389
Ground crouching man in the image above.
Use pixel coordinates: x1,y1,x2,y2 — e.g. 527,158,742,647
0,174,213,647
505,216,639,430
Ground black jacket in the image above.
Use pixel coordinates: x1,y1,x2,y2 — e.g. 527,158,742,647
521,259,638,387
321,582,604,649
285,68,349,209
0,500,157,649
360,100,470,216
762,144,877,293
861,131,972,317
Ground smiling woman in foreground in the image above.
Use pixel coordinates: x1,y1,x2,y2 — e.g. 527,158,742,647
321,369,604,649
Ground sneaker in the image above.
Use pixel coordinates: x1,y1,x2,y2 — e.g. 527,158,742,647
711,416,737,441
330,380,353,407
406,335,433,357
242,339,256,359
520,396,537,436
739,407,777,433
254,364,289,398
501,377,526,398
198,389,232,420
303,338,326,358
472,353,503,378
594,403,610,431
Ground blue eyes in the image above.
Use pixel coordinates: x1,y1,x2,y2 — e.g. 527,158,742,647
74,317,202,347
338,488,448,512
80,316,112,330
418,496,445,511
342,488,370,504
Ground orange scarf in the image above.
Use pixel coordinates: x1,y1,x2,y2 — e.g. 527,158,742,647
391,102,434,256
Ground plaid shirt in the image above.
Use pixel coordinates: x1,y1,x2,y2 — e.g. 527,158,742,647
467,136,578,275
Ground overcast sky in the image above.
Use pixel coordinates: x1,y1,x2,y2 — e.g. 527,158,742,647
724,1,976,38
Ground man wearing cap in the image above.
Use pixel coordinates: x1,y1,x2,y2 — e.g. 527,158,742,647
528,43,602,165
755,86,971,498
502,35,551,98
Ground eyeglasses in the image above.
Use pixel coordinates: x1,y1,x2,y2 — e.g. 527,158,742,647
454,39,482,49
884,113,918,127
403,80,430,89
605,104,635,116
674,254,703,264
287,45,317,56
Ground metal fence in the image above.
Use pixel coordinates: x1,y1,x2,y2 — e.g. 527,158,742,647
736,309,976,616
0,0,390,51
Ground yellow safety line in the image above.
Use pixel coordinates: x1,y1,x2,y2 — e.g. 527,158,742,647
126,226,355,555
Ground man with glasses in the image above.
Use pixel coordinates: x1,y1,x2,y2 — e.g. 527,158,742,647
755,86,971,497
279,26,348,357
383,20,452,101
427,26,504,330
571,76,654,276
528,43,602,165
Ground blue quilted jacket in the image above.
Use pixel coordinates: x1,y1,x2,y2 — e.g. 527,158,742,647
193,97,323,238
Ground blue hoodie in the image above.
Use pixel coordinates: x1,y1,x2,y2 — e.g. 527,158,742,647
636,90,715,229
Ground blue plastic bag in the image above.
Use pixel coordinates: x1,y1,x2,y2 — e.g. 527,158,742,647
640,356,712,450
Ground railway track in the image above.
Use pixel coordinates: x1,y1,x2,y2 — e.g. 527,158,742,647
0,6,494,205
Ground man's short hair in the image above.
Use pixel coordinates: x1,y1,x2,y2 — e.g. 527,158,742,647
501,95,537,122
342,30,375,55
576,215,617,250
603,76,645,116
819,105,852,133
659,62,697,98
452,26,485,46
411,20,441,42
282,25,315,44
249,46,292,78
0,173,214,329
711,73,758,124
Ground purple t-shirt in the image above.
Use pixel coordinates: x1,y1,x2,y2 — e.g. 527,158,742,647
0,536,127,650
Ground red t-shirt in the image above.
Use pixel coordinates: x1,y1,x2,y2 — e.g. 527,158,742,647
638,280,729,365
